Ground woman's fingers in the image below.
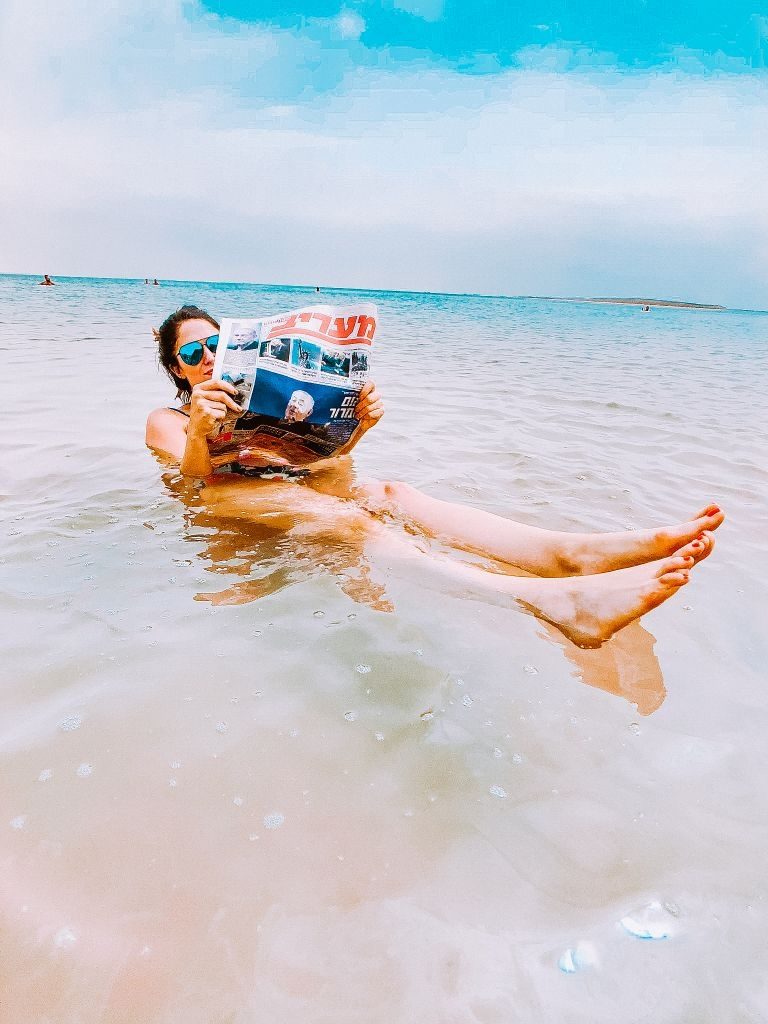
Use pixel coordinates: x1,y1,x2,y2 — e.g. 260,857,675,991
197,378,238,396
192,390,242,414
359,399,384,420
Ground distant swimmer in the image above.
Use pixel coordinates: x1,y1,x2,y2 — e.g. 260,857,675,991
315,286,320,292
144,278,149,285
39,274,55,286
153,279,160,286
642,304,650,312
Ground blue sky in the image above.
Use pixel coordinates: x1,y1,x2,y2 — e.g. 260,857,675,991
1,0,766,307
203,0,768,73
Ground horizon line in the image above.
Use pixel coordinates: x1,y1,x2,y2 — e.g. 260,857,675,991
3,271,766,314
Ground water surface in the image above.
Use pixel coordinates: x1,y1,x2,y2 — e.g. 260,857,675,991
1,275,766,1022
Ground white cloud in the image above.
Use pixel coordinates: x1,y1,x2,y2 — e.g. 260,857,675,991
336,10,366,40
1,0,766,307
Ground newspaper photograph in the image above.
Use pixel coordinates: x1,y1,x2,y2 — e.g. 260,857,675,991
209,304,377,469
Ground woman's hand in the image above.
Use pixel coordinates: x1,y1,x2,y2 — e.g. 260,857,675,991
332,381,385,458
354,380,384,435
188,379,243,438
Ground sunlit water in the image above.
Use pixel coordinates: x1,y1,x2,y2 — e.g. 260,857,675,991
1,274,767,1023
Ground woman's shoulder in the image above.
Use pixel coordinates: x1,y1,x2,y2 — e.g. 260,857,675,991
146,405,190,451
147,405,190,424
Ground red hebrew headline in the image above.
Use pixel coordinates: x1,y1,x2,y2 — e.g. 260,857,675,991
266,309,376,345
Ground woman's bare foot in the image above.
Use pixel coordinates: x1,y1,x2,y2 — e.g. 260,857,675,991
562,505,724,576
519,553,695,648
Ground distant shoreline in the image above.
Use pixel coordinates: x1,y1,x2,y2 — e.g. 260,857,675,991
562,296,727,310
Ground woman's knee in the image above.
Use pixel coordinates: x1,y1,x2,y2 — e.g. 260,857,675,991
381,480,414,504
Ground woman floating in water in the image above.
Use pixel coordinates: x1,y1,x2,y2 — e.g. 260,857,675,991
146,306,723,649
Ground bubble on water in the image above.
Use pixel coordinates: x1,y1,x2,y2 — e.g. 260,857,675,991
263,812,285,830
313,610,325,618
76,763,93,778
628,722,641,736
619,900,675,940
58,714,83,732
414,648,423,656
511,753,523,765
170,760,181,770
489,785,507,799
169,779,177,788
252,630,262,637
233,796,243,807
38,769,53,782
347,613,357,620
373,731,386,742
558,941,599,973
10,815,27,830
289,728,299,737
215,721,228,733
344,710,358,722
523,664,539,675
682,604,692,611
53,927,77,950
493,747,503,758
355,663,372,674
419,709,434,721
462,695,473,708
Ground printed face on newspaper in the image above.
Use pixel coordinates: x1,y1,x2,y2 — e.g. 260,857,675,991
209,304,377,470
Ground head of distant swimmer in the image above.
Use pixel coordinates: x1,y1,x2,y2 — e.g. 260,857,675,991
155,305,220,402
284,390,314,422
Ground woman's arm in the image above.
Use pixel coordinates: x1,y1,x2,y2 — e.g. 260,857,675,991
334,380,385,457
145,380,242,477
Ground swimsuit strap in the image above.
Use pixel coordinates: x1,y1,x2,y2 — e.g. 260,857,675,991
167,407,191,417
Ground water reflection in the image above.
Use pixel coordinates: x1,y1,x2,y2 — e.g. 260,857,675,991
158,460,396,612
541,622,666,716
159,459,667,715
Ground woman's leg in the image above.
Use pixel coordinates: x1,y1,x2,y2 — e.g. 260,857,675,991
194,476,703,646
358,480,723,578
407,545,698,649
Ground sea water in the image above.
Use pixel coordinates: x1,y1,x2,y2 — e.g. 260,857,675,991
1,274,767,1023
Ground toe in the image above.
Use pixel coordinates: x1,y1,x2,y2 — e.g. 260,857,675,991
660,569,690,587
696,505,725,528
678,538,705,560
657,554,694,577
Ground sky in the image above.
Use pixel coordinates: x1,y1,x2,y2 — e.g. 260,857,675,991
1,0,767,307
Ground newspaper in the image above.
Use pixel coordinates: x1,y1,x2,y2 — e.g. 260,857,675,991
209,303,377,470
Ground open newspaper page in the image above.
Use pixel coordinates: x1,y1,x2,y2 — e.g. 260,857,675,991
209,304,376,470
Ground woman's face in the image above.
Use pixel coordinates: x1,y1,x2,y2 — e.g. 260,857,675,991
173,318,218,390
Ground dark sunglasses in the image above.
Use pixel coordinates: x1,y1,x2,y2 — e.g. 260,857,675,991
177,334,219,366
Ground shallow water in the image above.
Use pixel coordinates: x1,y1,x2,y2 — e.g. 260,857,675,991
2,274,767,1023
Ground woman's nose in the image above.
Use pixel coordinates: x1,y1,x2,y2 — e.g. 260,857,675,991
203,346,215,365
